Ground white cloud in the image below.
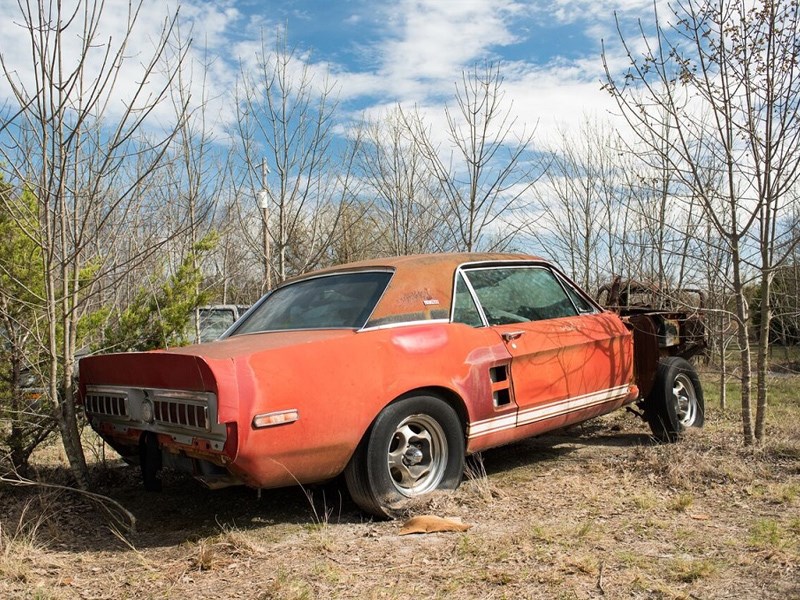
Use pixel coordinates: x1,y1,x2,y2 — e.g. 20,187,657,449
0,0,664,152
305,0,532,106
327,0,660,148
0,0,247,135
380,0,520,77
543,0,659,24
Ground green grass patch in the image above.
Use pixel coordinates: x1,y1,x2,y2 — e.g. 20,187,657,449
668,556,716,583
669,492,694,512
749,518,787,551
700,369,800,408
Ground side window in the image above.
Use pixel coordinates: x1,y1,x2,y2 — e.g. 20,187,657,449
557,274,597,314
452,273,484,327
463,267,578,325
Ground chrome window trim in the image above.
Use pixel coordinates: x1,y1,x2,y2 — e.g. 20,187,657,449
360,318,451,332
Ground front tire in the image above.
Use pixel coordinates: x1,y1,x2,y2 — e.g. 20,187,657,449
344,395,465,518
645,357,705,442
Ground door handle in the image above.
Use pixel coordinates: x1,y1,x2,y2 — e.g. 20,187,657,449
502,330,525,342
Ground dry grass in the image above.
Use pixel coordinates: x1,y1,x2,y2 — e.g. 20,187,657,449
1,371,798,599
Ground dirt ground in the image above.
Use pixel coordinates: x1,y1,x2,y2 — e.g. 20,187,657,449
1,387,798,599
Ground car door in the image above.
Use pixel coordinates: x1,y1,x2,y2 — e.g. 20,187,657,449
460,265,632,433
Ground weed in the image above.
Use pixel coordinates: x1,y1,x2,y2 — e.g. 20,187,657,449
766,438,800,461
670,492,694,512
190,538,216,571
669,556,716,582
259,569,313,600
301,487,341,528
0,495,53,583
214,524,263,557
789,518,800,535
769,483,798,504
481,568,515,585
575,520,594,538
305,524,336,555
617,550,647,568
456,534,479,558
631,492,658,510
747,483,768,498
527,524,553,543
570,554,599,575
310,560,345,586
749,519,783,550
462,452,502,504
185,522,263,572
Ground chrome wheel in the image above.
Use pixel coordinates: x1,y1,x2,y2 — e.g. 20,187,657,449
645,357,705,443
344,396,465,518
673,373,698,427
387,414,448,497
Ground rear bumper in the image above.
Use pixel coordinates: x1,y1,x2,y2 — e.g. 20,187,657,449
84,384,237,470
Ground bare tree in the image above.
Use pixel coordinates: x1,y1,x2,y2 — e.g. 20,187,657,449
603,0,800,443
207,194,263,304
530,117,631,290
0,0,194,484
619,100,707,292
402,62,540,252
163,38,231,340
233,31,355,286
357,107,446,255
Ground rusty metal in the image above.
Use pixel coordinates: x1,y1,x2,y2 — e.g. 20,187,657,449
80,253,690,501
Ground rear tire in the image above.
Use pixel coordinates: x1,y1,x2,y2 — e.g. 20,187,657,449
139,432,162,491
645,357,704,442
344,395,465,518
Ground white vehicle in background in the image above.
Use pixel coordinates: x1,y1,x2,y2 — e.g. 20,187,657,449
190,305,250,344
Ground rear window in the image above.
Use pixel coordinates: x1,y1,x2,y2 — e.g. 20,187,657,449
231,271,392,334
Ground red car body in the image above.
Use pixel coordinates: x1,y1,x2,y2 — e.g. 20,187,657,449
79,253,643,515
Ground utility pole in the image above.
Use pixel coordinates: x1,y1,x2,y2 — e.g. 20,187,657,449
259,159,272,291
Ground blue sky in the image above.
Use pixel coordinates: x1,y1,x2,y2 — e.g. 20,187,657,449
0,0,659,145
227,0,643,108
227,0,656,140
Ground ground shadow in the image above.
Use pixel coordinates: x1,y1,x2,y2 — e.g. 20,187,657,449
473,421,654,477
0,419,656,554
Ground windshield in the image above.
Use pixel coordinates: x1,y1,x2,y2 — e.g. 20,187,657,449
231,271,392,335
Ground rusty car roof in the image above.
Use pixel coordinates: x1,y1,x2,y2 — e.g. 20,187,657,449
284,252,546,328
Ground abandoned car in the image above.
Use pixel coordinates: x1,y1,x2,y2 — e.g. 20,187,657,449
79,253,705,517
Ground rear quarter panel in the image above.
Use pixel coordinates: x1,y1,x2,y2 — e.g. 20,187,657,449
227,323,511,488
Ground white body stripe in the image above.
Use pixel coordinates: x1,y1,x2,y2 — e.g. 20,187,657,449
468,385,630,440
468,414,517,437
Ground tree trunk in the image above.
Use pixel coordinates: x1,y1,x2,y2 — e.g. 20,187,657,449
731,250,754,445
718,331,727,411
754,267,772,441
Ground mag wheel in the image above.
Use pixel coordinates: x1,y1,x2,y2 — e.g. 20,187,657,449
645,357,705,442
345,395,465,518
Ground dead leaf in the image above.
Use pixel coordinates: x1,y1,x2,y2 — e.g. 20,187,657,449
398,515,472,535
689,513,711,521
